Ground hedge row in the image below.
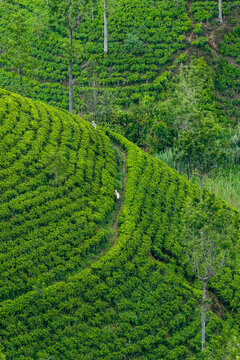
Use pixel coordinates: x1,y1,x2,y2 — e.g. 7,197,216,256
0,89,117,302
1,110,239,358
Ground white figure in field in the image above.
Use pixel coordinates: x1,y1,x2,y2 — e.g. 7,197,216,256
114,189,120,201
91,120,96,129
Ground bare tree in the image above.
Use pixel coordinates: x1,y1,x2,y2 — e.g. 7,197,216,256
80,61,115,123
50,152,68,186
219,0,223,24
176,113,227,201
104,0,108,53
49,0,88,113
0,8,34,92
169,61,214,177
182,198,235,351
195,249,225,351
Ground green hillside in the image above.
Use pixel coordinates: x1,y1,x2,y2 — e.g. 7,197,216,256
0,89,240,359
0,0,193,106
0,0,239,146
0,88,118,301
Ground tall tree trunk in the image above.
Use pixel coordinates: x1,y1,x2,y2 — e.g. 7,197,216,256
219,0,223,24
201,280,207,351
93,79,97,122
177,161,180,173
104,0,108,54
19,66,23,87
69,27,73,114
92,7,95,20
200,174,203,202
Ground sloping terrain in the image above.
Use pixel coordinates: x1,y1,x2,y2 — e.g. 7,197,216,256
0,0,192,107
0,88,117,301
0,0,239,119
0,89,240,359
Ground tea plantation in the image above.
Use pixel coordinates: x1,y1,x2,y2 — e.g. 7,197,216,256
0,0,239,127
0,89,240,359
0,88,117,299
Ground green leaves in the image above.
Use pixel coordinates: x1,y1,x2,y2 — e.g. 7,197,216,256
0,101,239,358
61,38,83,61
181,196,237,280
49,0,89,28
0,89,117,301
177,113,227,177
0,10,34,84
168,59,215,132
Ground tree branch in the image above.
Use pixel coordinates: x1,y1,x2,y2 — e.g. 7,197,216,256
73,14,85,30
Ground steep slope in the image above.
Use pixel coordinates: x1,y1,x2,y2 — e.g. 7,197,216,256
0,88,118,301
0,89,240,359
0,0,239,117
0,0,191,107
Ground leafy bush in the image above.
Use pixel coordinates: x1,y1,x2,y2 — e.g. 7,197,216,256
189,1,218,22
191,36,209,48
193,23,203,35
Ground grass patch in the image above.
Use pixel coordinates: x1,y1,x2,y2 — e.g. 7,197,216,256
205,166,240,210
155,150,240,210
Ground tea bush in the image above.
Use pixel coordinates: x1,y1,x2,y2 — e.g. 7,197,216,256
215,25,240,124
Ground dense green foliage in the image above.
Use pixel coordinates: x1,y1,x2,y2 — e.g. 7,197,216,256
216,24,240,124
0,0,192,108
0,0,240,358
0,88,117,301
0,0,239,150
0,90,240,359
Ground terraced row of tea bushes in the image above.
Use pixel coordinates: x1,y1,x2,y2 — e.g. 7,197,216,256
188,0,240,122
220,25,240,62
0,89,117,302
0,0,239,130
215,24,240,123
214,59,240,124
1,127,239,359
189,0,240,22
0,0,192,109
0,67,70,110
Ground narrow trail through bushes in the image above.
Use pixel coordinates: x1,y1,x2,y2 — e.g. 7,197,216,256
112,145,127,247
79,143,127,272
